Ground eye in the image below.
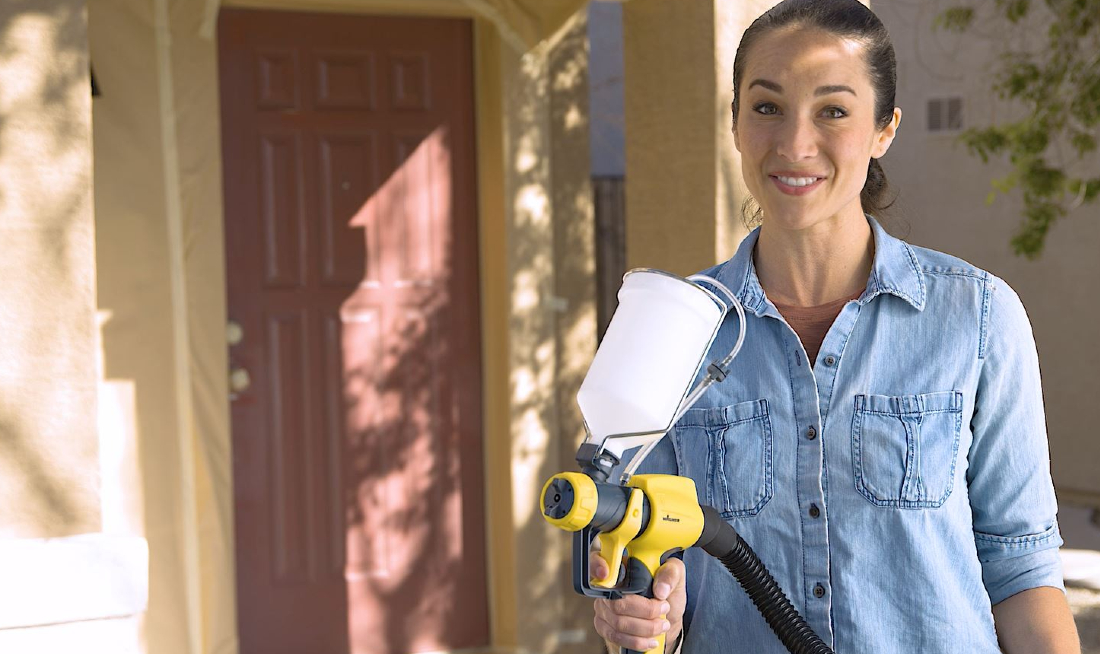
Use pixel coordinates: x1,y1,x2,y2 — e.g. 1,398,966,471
752,102,779,116
822,106,848,119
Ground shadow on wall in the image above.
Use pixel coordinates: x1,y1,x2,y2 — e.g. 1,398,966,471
548,11,602,654
0,0,98,538
500,10,598,654
338,126,488,653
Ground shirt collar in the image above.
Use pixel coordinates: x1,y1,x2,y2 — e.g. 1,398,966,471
714,214,926,317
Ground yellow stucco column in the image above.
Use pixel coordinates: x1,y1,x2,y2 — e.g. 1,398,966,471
623,0,780,275
496,10,598,654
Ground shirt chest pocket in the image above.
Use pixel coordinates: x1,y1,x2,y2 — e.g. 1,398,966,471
670,399,772,518
851,390,964,509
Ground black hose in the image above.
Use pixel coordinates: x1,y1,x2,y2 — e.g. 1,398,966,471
695,506,834,654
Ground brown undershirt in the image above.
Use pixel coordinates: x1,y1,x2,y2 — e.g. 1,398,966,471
772,288,864,367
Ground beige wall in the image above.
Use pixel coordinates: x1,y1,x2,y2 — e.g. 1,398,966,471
500,10,598,654
549,13,600,652
622,0,720,275
0,0,98,540
874,0,1100,502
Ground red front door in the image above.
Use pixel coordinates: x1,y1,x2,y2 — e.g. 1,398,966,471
218,10,489,653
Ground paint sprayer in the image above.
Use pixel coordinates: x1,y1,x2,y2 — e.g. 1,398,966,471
539,269,833,654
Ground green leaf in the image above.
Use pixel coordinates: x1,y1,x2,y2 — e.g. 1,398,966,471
1022,159,1065,198
1006,0,1031,23
933,6,976,32
1012,199,1063,259
1085,178,1100,202
992,173,1018,194
1071,132,1097,156
986,190,998,205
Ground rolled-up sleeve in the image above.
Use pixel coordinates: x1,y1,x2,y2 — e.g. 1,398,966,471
967,275,1063,606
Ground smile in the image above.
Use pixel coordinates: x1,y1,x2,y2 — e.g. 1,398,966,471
770,175,825,196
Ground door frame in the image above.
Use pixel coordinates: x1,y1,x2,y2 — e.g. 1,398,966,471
212,0,514,650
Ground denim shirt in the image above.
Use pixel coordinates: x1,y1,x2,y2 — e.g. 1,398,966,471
627,216,1063,653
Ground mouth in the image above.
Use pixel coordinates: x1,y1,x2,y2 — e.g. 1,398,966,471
769,174,826,196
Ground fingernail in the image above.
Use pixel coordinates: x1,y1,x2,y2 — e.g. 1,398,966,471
661,620,671,632
654,582,671,598
660,602,670,614
648,641,659,650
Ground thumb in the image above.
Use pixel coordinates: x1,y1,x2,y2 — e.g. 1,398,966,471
652,558,685,601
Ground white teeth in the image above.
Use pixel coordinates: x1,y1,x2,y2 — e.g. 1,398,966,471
776,176,820,187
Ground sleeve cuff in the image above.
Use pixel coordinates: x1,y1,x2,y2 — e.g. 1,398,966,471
974,521,1062,563
981,546,1065,605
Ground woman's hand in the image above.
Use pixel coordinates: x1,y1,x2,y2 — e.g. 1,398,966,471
591,551,687,653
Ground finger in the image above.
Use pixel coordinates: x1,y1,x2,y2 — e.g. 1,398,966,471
652,558,685,600
604,612,672,639
589,552,610,580
599,595,670,621
594,614,668,652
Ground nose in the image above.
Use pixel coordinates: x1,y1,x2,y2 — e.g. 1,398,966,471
775,115,818,162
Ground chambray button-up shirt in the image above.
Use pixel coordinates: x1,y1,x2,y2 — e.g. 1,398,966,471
626,216,1064,653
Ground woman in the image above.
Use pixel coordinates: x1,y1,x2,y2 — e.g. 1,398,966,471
590,0,1081,652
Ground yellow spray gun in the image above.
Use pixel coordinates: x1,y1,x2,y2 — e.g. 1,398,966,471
538,270,833,654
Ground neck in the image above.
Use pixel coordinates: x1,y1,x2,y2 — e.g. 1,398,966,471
754,211,874,308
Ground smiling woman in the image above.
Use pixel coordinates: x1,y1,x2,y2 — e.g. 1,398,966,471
589,1,1083,653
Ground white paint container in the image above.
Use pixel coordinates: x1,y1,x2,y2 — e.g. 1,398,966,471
577,269,728,458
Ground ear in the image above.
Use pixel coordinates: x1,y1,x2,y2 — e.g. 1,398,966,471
732,101,741,152
871,107,902,159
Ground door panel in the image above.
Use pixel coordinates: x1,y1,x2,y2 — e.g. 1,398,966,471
218,10,487,654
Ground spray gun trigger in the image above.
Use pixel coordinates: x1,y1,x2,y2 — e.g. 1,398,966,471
592,488,645,589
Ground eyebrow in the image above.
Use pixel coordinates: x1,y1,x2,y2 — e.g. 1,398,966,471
748,79,857,97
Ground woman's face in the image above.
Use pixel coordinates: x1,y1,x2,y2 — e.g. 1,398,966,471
733,27,901,232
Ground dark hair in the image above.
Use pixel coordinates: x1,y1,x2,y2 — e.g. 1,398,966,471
732,0,898,225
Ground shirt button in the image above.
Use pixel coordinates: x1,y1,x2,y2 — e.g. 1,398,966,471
824,355,836,367
806,426,817,440
809,504,820,518
813,583,826,598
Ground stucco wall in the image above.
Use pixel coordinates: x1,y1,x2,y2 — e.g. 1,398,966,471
0,0,98,540
499,11,598,654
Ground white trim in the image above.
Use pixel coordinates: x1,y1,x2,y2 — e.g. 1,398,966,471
200,0,221,40
457,0,529,52
153,0,205,651
0,535,148,630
